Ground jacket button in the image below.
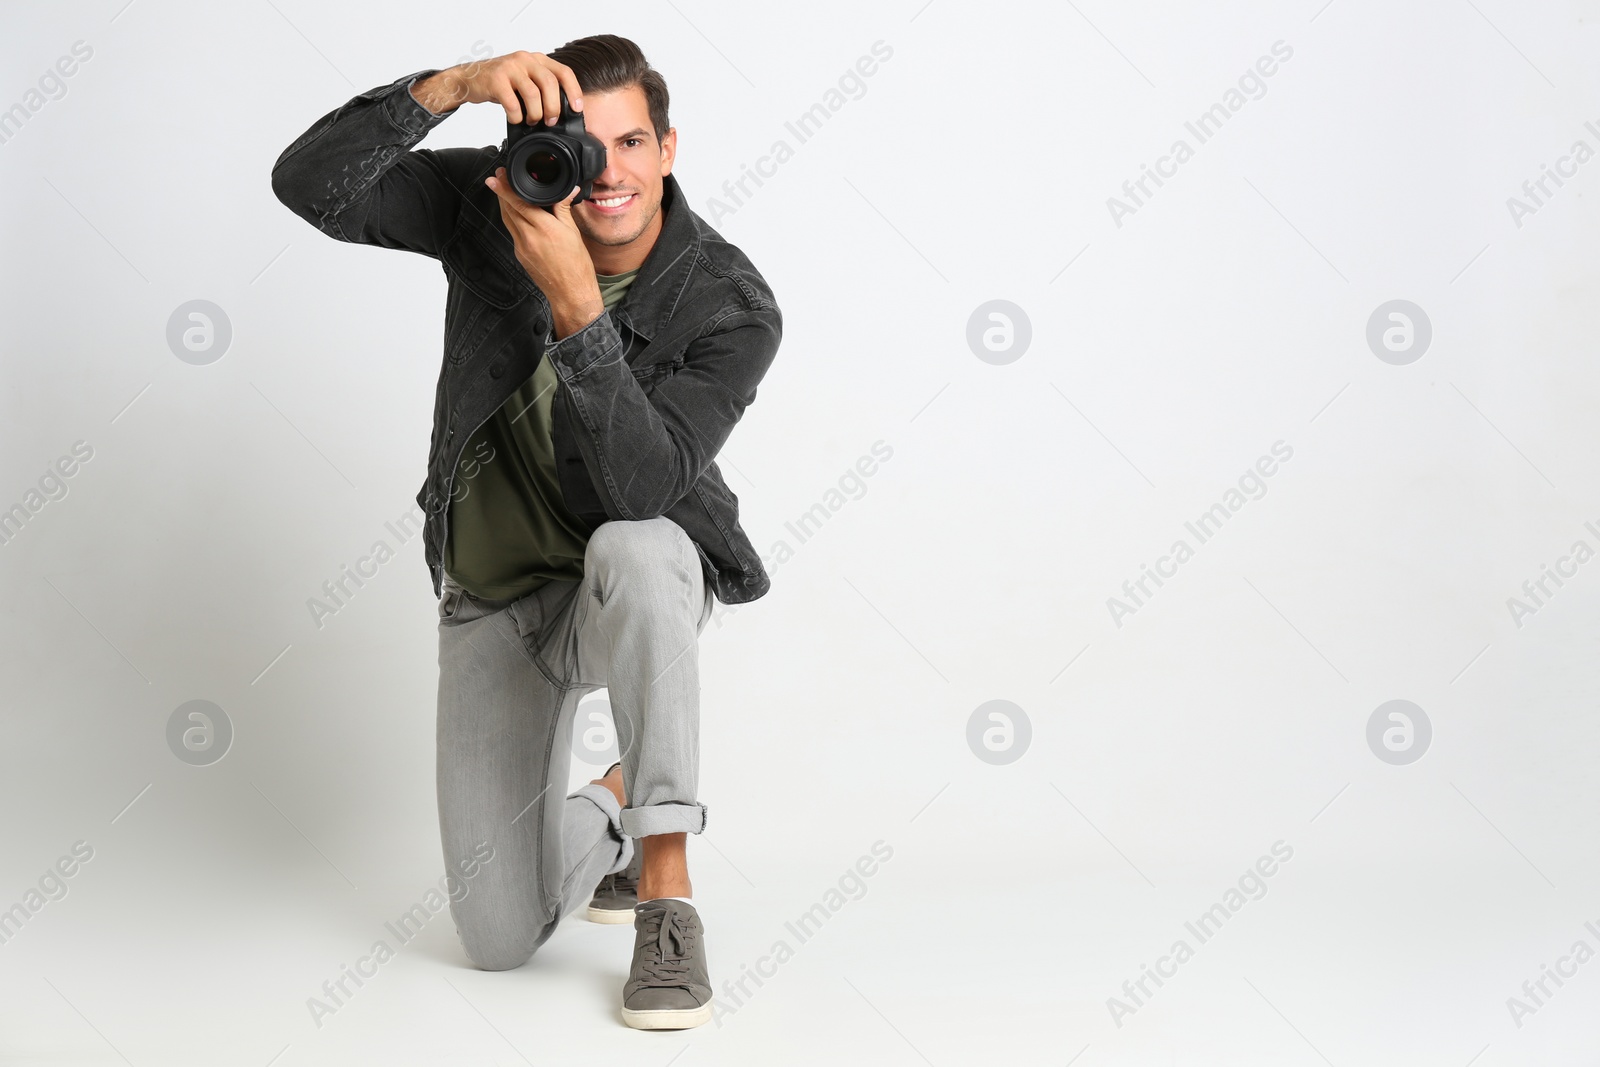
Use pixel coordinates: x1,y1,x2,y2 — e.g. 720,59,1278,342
490,362,504,378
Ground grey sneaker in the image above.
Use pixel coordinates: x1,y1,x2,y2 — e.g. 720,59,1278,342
587,840,641,923
622,898,714,1030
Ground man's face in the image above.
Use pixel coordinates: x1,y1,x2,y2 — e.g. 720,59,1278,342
571,85,675,253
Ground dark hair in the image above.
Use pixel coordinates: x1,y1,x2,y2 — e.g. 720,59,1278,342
547,34,670,147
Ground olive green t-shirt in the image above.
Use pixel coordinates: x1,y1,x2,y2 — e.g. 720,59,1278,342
443,268,640,599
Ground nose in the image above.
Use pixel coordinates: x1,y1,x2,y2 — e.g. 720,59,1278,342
594,151,629,191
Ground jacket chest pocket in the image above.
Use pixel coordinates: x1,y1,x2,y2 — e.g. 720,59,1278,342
441,229,543,367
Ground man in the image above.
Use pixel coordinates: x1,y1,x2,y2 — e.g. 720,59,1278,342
270,34,782,1030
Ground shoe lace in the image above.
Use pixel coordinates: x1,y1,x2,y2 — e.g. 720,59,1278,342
597,865,638,899
635,906,696,990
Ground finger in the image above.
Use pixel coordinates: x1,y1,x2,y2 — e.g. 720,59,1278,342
494,79,524,125
507,72,541,125
517,64,554,126
484,167,532,220
548,60,584,115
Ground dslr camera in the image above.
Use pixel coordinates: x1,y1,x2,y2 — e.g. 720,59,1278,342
502,86,606,209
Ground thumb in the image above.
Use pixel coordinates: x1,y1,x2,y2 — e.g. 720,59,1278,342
551,185,582,223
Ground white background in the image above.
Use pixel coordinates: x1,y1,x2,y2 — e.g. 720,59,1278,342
2,0,1599,1064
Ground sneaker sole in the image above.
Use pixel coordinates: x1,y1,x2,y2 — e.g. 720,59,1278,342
586,904,637,924
621,1001,714,1030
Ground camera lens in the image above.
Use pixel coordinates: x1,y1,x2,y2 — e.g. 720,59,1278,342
524,148,565,186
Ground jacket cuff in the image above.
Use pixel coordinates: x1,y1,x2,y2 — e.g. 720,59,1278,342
383,68,456,138
544,309,622,379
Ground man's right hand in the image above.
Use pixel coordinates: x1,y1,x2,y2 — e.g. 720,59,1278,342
411,51,585,126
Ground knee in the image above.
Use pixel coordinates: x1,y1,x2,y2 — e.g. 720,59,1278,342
464,944,534,971
458,918,554,972
585,517,692,583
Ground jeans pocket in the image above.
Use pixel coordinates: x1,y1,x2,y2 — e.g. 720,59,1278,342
507,579,583,689
439,584,463,621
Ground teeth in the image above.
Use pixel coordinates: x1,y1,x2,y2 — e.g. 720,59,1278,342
593,195,632,207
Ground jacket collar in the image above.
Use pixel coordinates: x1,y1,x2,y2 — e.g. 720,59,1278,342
608,171,697,344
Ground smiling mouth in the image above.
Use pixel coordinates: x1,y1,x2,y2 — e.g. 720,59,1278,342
588,193,636,211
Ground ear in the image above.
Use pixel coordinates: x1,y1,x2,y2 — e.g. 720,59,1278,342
659,127,677,177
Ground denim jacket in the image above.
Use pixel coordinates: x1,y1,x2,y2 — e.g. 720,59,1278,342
270,68,783,604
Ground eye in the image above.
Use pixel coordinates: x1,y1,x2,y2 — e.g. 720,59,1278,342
624,138,642,148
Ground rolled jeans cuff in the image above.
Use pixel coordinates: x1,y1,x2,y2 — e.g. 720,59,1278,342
621,801,707,838
571,782,635,875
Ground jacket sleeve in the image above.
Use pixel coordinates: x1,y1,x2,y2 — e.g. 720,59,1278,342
544,303,783,520
270,68,486,259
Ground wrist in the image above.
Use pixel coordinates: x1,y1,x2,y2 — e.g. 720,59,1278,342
551,296,606,341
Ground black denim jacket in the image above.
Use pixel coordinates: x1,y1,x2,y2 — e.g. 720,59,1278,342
270,69,783,604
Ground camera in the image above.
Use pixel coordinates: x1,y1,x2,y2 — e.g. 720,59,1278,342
502,86,606,209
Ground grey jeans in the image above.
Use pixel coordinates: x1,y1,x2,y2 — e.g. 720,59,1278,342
435,515,715,970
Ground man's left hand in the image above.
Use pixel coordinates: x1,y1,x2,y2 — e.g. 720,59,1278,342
485,167,604,339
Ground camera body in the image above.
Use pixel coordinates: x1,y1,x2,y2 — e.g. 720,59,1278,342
502,87,606,209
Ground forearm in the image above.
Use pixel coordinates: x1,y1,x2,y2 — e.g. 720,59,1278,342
409,67,467,117
546,308,781,519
